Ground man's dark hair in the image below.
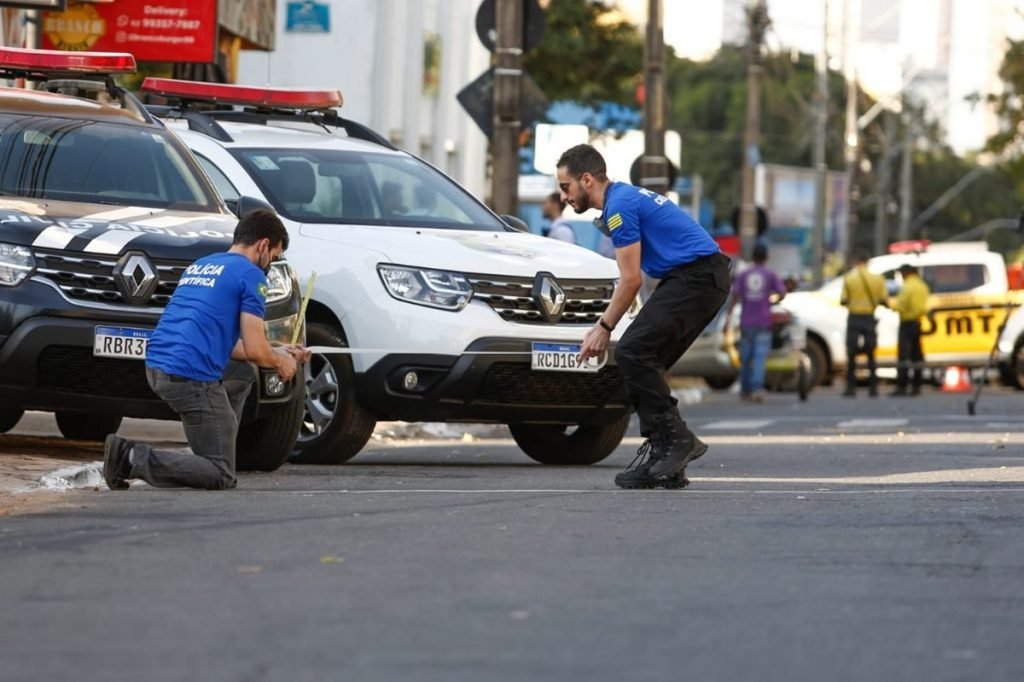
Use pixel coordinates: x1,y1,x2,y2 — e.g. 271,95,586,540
556,144,608,182
233,208,289,251
753,243,769,263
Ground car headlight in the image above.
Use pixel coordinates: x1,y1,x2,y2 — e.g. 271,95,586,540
0,243,35,286
378,264,472,311
265,261,294,304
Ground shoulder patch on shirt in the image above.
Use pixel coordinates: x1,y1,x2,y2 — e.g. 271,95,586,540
606,213,623,231
257,283,268,299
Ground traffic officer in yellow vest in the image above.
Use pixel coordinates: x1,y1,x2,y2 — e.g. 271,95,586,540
890,263,931,396
841,251,887,397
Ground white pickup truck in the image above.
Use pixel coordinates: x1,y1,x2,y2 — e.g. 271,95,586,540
779,242,1023,386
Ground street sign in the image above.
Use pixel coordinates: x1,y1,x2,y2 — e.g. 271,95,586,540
475,0,545,53
286,1,330,33
456,66,548,139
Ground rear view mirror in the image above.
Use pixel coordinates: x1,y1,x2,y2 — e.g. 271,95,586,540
230,195,275,219
501,214,529,232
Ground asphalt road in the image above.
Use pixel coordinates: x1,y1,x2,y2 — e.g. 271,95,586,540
1,384,1022,682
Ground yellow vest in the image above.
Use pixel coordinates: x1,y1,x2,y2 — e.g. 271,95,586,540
894,275,930,321
841,266,886,315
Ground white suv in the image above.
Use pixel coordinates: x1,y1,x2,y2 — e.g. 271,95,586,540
142,80,635,466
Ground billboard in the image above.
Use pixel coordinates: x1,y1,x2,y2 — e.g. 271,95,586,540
42,0,217,63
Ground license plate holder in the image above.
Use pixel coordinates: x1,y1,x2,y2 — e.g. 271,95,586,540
530,342,603,373
93,326,151,360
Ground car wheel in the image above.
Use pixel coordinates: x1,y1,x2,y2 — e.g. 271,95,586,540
290,322,377,465
54,411,122,441
508,413,631,465
0,409,23,433
235,393,304,472
704,375,736,391
1009,339,1024,391
804,337,828,387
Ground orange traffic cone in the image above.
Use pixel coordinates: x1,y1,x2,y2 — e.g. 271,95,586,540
942,366,972,392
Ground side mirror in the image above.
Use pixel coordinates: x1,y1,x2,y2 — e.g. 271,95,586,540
500,214,529,233
230,195,275,219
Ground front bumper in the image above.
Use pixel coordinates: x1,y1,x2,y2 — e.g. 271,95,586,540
356,337,630,424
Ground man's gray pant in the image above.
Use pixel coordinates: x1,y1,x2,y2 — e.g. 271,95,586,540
130,362,255,489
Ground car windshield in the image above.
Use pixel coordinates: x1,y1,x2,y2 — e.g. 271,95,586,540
229,147,506,230
0,114,219,211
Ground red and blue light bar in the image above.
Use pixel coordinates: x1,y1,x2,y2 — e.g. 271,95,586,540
141,78,343,110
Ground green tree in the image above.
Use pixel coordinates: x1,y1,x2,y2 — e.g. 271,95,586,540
524,0,643,107
982,35,1024,163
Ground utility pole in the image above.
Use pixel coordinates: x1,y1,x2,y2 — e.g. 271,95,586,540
897,111,914,241
739,0,768,261
640,0,669,196
491,0,523,216
841,0,858,265
811,0,829,287
873,111,894,255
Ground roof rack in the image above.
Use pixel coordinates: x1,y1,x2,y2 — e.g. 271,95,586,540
0,47,153,123
140,77,395,149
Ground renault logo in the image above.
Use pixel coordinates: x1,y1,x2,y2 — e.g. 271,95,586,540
113,252,158,304
531,272,566,323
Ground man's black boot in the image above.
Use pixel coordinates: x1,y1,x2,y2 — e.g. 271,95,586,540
103,434,133,490
614,438,690,489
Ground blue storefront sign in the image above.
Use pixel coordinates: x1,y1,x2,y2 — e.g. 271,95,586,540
285,1,330,33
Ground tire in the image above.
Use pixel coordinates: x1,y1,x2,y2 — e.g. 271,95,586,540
235,394,304,472
509,412,631,465
704,375,737,391
55,411,122,441
797,352,811,401
0,409,23,433
804,337,829,387
1008,339,1024,391
290,322,377,465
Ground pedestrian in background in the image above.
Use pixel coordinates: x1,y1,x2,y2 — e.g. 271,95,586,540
890,263,930,396
726,242,787,402
103,209,309,491
541,191,577,244
841,251,887,397
557,144,730,490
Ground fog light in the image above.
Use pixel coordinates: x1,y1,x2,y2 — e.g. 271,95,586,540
265,374,286,397
403,371,419,391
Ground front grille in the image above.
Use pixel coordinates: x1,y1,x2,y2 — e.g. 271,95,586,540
33,249,187,306
467,274,614,325
476,362,624,406
37,346,157,401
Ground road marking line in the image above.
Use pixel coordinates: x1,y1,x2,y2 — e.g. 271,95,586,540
253,487,1024,496
702,419,774,430
836,418,909,429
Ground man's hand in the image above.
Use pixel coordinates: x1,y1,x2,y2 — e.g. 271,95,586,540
284,344,312,364
273,347,299,382
579,324,610,363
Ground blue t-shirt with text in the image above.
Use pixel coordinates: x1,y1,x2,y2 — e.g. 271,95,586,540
603,182,720,278
146,252,267,382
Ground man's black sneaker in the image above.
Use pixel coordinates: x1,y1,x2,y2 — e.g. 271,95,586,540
648,411,707,477
103,434,133,490
614,469,690,490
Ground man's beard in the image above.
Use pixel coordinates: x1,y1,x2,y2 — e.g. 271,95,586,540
572,193,591,213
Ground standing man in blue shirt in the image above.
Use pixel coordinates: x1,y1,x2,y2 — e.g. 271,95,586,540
103,209,308,491
558,144,731,489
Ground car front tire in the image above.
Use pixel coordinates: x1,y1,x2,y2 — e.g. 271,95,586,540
290,322,377,465
54,411,122,441
509,413,631,465
0,409,23,433
236,394,304,472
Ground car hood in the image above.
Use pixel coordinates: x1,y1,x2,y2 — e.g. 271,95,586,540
0,198,235,260
297,224,618,278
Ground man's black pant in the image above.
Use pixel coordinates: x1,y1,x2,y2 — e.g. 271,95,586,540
896,320,924,392
845,313,878,390
614,252,731,435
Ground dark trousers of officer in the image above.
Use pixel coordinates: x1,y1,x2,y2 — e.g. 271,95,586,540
896,320,924,392
130,361,255,490
845,313,878,391
614,253,731,435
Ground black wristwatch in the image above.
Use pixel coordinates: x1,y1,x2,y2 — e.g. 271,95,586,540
598,318,614,333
